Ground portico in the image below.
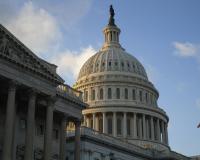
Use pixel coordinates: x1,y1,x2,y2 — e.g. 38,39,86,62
0,24,86,160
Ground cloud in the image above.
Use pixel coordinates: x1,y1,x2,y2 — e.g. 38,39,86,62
4,1,61,55
173,42,199,57
176,82,187,93
51,46,96,84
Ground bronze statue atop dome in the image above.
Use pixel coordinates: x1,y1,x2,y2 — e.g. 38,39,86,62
108,5,116,26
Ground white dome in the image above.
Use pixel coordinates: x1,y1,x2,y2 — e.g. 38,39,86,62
77,47,148,81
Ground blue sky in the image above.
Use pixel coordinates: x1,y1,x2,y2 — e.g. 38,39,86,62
0,0,199,156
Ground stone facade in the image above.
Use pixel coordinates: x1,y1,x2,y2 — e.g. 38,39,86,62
0,24,86,160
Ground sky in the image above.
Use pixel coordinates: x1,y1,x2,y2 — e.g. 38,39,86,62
0,0,199,156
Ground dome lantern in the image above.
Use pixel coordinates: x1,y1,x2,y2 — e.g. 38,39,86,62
102,5,121,50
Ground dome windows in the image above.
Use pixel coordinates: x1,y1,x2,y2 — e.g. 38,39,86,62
116,88,120,99
125,88,128,99
91,89,96,101
132,89,136,100
100,88,104,100
108,88,112,99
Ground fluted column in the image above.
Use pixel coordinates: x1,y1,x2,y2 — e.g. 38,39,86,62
24,90,37,160
113,112,116,137
156,118,161,142
123,112,127,138
142,114,146,139
44,99,55,160
2,81,17,160
139,117,142,138
74,120,81,160
161,121,165,143
150,116,155,141
165,123,169,145
133,113,137,138
60,117,67,160
92,113,95,130
102,112,107,133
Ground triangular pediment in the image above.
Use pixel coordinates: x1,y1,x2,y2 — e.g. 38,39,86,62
0,24,64,84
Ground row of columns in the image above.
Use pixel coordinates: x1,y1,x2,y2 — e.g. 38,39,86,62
84,112,168,145
2,81,81,160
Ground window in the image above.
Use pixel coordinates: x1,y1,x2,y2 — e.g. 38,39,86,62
20,119,26,129
84,90,88,102
108,88,112,99
117,118,122,135
53,129,59,139
99,118,103,133
92,89,95,100
145,92,148,103
116,88,120,99
139,90,143,102
37,124,44,136
132,89,136,100
100,88,103,100
107,118,112,134
125,88,128,99
127,118,131,136
109,61,112,66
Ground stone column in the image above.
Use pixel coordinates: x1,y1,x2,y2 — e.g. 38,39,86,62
44,99,54,160
156,118,161,142
92,113,95,130
165,123,169,145
74,120,81,160
96,115,99,131
2,81,17,160
113,112,116,137
142,114,146,139
102,112,107,133
86,115,90,128
83,115,86,126
139,117,142,138
161,121,165,143
133,113,137,138
150,116,155,141
60,117,67,160
146,119,149,140
123,112,127,138
24,90,37,160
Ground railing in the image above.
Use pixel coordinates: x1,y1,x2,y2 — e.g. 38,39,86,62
57,84,83,101
67,126,153,156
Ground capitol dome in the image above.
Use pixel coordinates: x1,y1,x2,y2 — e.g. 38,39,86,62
74,5,169,151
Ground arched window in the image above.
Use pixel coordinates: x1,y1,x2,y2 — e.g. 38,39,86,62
107,118,112,134
92,89,95,100
139,90,143,102
117,117,122,135
108,88,112,99
132,89,136,100
84,90,88,102
116,88,120,99
100,88,103,100
125,88,128,99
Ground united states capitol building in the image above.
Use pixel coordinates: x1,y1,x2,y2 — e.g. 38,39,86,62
0,5,198,160
66,6,196,160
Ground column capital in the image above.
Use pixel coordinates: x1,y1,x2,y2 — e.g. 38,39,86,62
8,80,18,91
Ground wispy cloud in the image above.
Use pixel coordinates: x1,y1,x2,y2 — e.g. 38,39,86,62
51,46,96,84
173,42,199,57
